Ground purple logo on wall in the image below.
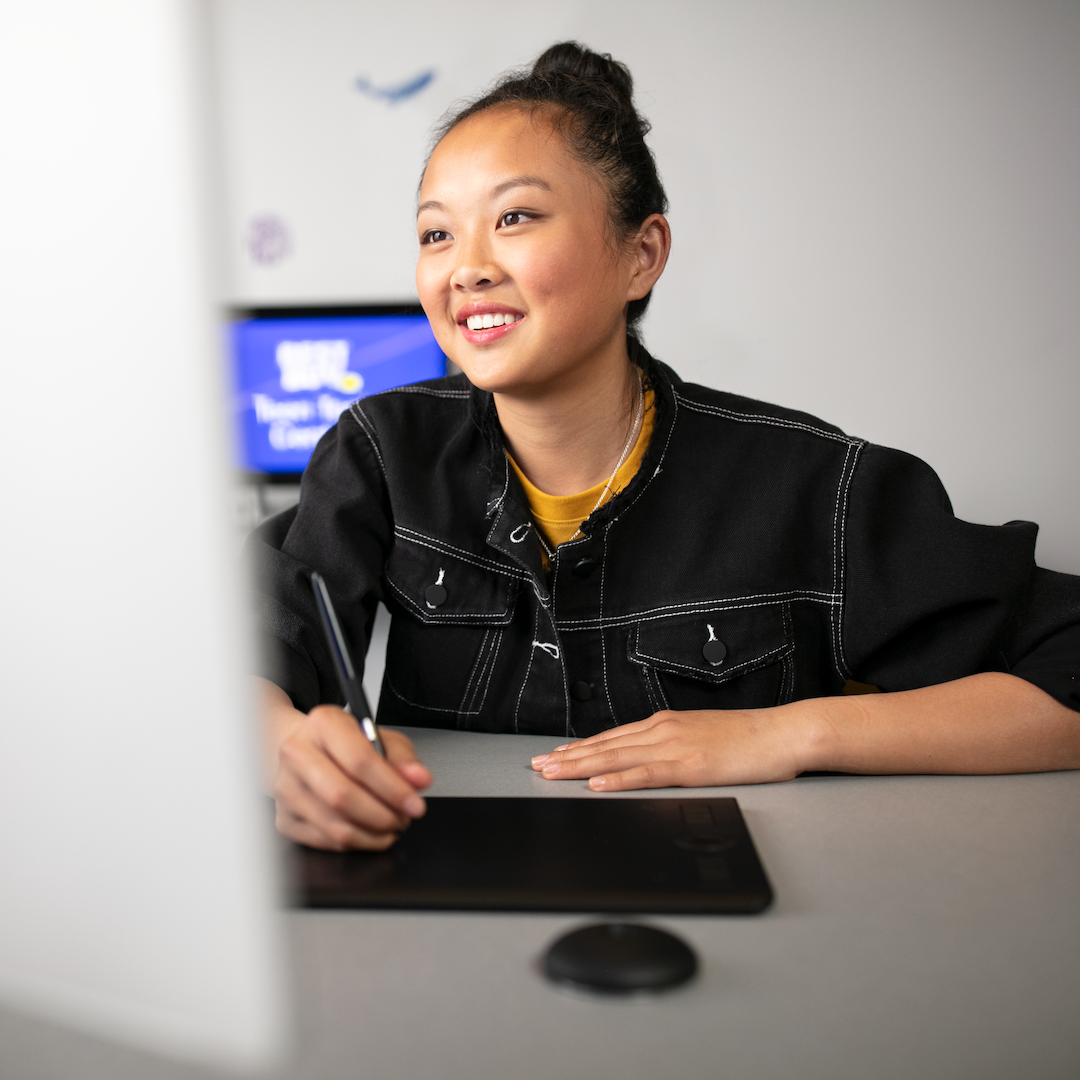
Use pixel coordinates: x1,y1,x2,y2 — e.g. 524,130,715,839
247,215,292,266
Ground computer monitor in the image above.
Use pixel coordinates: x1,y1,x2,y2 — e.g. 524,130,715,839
231,304,448,476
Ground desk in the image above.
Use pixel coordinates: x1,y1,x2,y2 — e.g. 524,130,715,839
3,726,1079,1079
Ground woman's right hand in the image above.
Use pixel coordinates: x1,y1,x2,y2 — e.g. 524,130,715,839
257,677,432,851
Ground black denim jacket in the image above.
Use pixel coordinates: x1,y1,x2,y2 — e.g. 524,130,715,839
249,359,1080,735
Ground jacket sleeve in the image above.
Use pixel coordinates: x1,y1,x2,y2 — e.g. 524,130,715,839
244,409,392,713
841,443,1080,711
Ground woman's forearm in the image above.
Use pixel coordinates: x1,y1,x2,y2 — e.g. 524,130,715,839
796,672,1080,776
532,672,1080,791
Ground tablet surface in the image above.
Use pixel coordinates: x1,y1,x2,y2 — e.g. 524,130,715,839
297,796,773,914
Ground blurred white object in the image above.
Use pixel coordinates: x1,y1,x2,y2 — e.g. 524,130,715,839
0,0,287,1070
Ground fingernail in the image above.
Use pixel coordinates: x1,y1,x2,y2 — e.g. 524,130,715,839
589,776,607,789
531,754,549,767
541,761,561,778
553,744,570,752
404,794,426,817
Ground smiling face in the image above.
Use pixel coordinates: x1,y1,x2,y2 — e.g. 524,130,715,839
416,107,646,397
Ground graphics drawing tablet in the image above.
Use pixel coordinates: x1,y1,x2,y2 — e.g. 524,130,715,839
296,796,773,914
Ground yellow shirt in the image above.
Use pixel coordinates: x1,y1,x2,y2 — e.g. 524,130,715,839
507,388,655,555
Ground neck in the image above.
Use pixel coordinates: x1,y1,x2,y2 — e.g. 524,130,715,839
495,341,640,497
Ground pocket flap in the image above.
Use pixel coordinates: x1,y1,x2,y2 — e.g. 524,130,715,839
629,604,792,684
385,532,521,624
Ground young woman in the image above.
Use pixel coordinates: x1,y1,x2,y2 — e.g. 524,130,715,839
252,43,1080,851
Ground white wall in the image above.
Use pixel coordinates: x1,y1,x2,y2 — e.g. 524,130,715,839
213,0,1080,572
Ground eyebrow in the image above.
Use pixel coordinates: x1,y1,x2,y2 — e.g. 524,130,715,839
417,175,553,217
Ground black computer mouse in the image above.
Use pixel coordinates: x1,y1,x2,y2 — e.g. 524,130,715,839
543,922,698,994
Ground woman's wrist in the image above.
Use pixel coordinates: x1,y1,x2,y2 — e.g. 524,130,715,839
256,677,304,788
775,692,857,776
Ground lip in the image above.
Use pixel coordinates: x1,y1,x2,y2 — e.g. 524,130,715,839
455,302,525,345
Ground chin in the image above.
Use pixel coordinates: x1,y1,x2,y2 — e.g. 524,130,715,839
450,353,525,395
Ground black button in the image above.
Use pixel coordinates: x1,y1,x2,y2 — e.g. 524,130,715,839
570,681,593,701
702,639,727,666
572,558,597,578
425,584,447,609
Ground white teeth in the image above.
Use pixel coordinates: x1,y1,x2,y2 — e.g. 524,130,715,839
465,313,519,330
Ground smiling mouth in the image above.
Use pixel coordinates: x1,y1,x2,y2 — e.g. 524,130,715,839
463,312,523,331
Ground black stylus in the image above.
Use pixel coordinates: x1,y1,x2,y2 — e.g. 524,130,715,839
310,571,386,758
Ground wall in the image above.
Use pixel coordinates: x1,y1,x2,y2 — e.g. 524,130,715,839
213,0,1080,572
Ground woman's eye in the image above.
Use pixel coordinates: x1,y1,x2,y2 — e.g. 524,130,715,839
498,211,530,228
421,229,450,245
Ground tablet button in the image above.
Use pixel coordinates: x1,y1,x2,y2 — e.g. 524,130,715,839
425,584,447,609
570,681,594,701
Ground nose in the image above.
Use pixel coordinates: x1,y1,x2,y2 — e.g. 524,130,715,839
449,233,504,292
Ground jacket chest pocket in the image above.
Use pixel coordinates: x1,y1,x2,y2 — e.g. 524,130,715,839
382,535,521,718
628,603,795,711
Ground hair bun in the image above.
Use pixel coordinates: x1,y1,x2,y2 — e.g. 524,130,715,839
531,41,634,106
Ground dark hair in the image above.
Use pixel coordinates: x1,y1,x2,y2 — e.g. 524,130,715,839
430,41,669,337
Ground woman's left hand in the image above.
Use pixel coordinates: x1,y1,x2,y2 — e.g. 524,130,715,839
530,676,1080,789
529,707,811,790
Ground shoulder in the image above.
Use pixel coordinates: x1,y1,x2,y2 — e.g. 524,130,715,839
349,371,472,427
656,362,860,451
331,371,475,463
666,372,855,445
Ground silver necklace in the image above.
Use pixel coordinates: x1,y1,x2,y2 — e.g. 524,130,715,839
535,367,645,559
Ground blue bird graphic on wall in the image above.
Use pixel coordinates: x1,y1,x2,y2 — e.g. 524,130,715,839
355,70,436,104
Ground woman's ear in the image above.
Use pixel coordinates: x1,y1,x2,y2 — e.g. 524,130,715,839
626,214,672,302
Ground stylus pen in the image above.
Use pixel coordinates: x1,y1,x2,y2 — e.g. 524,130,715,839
310,571,386,758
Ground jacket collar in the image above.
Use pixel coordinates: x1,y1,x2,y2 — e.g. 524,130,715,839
470,347,678,586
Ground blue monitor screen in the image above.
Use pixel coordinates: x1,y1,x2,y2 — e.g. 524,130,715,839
231,310,447,474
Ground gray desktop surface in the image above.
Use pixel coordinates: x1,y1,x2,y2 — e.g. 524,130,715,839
3,726,1079,1080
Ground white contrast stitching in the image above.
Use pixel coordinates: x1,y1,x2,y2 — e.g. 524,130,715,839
828,441,861,681
513,606,542,734
532,640,560,660
651,666,670,710
640,660,661,714
472,629,503,716
347,403,387,477
458,628,489,713
673,392,864,448
598,525,619,725
395,526,527,580
629,638,793,679
554,590,840,631
779,603,795,703
368,385,470,399
385,576,513,623
834,441,861,680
